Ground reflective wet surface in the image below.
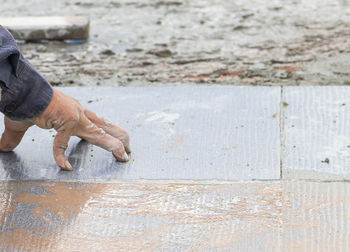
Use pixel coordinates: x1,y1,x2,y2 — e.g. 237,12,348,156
1,181,349,251
1,1,350,249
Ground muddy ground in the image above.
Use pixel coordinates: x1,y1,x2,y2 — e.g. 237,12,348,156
2,0,350,86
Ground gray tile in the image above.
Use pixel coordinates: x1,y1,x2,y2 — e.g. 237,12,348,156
283,86,350,180
0,86,281,181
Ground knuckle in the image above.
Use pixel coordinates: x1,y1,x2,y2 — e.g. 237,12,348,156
64,114,80,129
90,127,106,140
85,123,96,130
59,113,80,127
96,128,106,136
102,117,113,127
54,141,68,151
84,109,92,117
57,143,68,150
70,114,80,124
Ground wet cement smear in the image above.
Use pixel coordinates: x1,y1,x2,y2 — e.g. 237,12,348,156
145,111,180,124
1,0,350,86
0,181,349,251
0,181,282,251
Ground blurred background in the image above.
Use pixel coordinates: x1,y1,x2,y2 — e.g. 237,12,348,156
2,0,350,87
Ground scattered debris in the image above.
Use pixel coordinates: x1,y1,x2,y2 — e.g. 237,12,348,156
147,49,173,58
100,49,115,56
321,158,330,164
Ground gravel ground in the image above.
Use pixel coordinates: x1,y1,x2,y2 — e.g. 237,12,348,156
2,0,350,86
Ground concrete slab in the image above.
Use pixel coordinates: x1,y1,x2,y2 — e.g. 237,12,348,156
281,181,350,251
283,86,350,180
0,16,89,40
0,86,281,181
0,181,349,251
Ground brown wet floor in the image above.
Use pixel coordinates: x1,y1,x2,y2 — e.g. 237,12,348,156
0,181,349,251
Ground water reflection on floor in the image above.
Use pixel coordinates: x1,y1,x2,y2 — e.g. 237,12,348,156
0,181,349,251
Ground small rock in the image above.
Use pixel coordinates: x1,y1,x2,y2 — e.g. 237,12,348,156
148,49,173,58
126,48,143,53
274,69,291,79
232,25,247,31
100,49,115,56
239,69,265,78
36,45,47,53
321,158,330,164
142,62,154,66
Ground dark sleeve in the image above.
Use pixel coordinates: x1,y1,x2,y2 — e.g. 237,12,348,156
0,25,53,121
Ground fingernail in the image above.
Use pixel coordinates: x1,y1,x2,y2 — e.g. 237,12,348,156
125,145,131,154
122,152,129,162
64,160,73,171
112,151,130,162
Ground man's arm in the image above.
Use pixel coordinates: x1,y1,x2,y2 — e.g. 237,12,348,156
0,25,53,121
0,26,130,170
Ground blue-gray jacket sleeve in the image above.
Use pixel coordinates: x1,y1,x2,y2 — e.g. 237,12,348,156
0,25,53,121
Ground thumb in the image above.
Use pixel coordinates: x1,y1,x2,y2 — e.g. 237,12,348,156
0,117,32,152
53,131,73,171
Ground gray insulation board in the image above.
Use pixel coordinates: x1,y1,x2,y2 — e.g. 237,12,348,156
0,86,281,181
0,16,89,40
283,86,350,180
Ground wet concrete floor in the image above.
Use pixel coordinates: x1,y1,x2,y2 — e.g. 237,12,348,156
0,86,349,250
1,181,350,251
1,0,350,250
2,0,350,86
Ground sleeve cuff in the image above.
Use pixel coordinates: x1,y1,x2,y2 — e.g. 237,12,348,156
0,25,53,121
0,55,53,121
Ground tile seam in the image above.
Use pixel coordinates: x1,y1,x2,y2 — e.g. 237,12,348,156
279,86,286,180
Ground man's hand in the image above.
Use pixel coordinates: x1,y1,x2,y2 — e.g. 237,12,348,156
0,88,131,171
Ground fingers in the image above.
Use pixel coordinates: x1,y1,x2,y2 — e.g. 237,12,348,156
84,109,131,153
53,131,73,171
0,117,33,152
76,116,129,162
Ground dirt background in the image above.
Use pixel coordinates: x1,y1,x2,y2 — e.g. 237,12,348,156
2,0,350,86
